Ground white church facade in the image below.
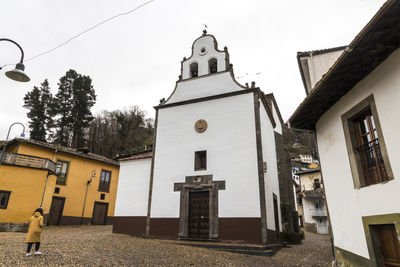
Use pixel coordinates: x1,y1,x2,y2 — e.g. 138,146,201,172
113,31,285,244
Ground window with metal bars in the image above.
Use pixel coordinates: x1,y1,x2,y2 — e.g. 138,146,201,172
353,108,388,186
56,160,69,185
342,95,393,189
99,170,111,192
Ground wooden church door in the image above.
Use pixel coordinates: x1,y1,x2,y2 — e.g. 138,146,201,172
188,191,209,238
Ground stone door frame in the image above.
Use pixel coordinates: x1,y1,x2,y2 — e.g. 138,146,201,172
174,175,225,240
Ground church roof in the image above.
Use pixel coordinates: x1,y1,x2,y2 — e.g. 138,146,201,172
116,150,153,162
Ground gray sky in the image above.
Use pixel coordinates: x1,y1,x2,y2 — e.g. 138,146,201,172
0,0,386,139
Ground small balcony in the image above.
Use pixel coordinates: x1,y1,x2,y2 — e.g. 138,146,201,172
1,152,57,174
310,209,327,217
302,190,324,199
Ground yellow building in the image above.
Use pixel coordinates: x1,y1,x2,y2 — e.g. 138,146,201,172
0,138,119,231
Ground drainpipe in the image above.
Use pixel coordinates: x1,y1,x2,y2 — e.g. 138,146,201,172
40,172,51,208
81,170,96,225
146,109,159,236
81,181,91,224
40,149,58,208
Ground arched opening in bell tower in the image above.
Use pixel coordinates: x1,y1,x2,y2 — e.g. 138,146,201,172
190,62,198,78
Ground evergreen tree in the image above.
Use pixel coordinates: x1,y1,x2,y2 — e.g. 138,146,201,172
70,74,96,148
23,79,53,141
51,69,96,147
51,70,76,146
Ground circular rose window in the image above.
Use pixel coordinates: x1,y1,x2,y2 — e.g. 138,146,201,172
195,119,208,133
199,47,207,56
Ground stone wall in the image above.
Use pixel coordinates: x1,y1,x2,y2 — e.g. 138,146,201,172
0,222,29,232
275,131,299,234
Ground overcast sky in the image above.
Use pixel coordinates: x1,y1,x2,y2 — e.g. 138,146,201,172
0,0,386,139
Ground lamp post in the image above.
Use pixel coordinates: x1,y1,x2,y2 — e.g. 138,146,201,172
81,169,97,225
0,122,25,168
0,38,30,82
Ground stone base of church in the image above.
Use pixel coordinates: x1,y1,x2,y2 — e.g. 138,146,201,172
112,216,280,244
112,216,147,236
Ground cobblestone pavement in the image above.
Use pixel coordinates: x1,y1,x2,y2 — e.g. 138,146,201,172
0,226,333,266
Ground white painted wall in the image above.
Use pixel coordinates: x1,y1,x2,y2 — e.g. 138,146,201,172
316,48,400,258
152,93,261,218
166,72,243,104
269,101,282,135
302,198,328,234
292,171,300,185
299,154,313,164
302,198,314,224
259,103,282,231
299,172,322,191
300,49,344,93
308,50,344,89
114,158,152,216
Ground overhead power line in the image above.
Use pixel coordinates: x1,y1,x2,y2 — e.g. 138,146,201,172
14,0,155,66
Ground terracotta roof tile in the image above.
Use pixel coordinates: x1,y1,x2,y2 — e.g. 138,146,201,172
116,150,153,162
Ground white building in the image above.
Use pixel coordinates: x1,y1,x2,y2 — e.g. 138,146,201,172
113,151,152,234
292,169,300,185
290,1,400,265
114,31,285,244
299,154,313,164
297,46,345,96
297,169,328,235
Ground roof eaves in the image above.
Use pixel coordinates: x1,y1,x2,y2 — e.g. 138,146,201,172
10,138,119,166
289,0,399,130
114,149,153,161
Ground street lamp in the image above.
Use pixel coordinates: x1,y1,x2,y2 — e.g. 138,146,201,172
0,122,25,168
81,169,97,224
0,38,30,82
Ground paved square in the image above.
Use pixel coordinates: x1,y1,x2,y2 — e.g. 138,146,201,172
0,226,333,266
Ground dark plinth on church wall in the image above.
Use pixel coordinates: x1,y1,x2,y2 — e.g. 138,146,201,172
113,216,281,244
219,218,263,244
112,216,147,236
149,218,180,239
